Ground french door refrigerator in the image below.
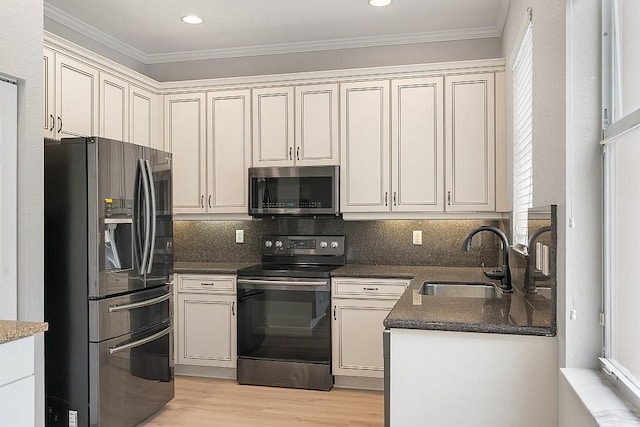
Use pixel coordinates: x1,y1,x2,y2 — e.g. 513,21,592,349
44,137,174,427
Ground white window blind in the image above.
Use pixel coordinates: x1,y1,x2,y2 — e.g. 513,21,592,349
512,22,533,246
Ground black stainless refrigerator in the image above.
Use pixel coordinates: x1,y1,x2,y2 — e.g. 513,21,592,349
44,137,174,427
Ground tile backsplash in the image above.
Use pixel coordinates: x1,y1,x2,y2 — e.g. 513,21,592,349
174,217,503,267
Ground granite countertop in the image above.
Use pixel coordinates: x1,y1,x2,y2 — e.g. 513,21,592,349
0,320,48,343
333,264,555,337
173,261,257,274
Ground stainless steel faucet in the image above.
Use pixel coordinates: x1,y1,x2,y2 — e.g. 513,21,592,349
524,226,551,293
462,226,512,292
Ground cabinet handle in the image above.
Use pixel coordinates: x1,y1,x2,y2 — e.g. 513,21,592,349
447,191,451,206
49,114,55,131
393,192,397,206
208,195,212,208
289,147,293,160
296,146,300,160
363,287,379,291
57,116,62,133
333,305,336,320
200,195,205,208
232,301,235,316
384,192,388,206
201,282,215,286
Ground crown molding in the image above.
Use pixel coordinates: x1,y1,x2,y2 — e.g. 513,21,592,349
44,3,148,63
44,2,503,65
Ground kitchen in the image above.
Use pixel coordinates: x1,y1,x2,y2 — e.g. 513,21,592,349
0,0,632,426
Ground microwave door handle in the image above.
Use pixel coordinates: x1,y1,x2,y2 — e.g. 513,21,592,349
144,160,157,274
138,159,151,275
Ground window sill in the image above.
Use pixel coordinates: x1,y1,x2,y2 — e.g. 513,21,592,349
561,368,640,426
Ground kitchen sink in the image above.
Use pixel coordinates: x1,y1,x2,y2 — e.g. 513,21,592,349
419,281,499,298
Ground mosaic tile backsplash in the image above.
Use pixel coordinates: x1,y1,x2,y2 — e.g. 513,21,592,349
174,218,504,267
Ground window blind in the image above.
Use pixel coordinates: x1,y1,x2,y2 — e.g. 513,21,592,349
512,22,533,246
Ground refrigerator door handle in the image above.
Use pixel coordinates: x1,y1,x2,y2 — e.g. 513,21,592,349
108,292,171,313
133,161,144,273
108,324,173,355
138,159,151,275
144,160,157,274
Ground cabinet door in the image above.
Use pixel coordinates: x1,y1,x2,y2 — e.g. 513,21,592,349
391,77,444,212
445,73,495,212
295,83,339,166
332,298,395,378
99,72,129,142
252,87,294,166
177,293,236,368
129,84,157,149
165,93,207,214
55,54,98,139
43,48,55,139
340,80,390,213
207,90,251,213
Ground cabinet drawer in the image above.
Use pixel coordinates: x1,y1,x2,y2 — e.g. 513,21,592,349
178,275,236,294
332,278,409,299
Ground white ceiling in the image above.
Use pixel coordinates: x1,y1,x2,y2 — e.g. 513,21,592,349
44,0,511,64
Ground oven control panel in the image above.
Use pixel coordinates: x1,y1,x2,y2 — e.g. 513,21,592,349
261,235,345,256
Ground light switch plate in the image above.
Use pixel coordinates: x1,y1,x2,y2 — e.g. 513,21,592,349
412,230,423,245
235,229,244,244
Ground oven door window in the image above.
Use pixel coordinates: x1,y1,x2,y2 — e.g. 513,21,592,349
237,286,331,363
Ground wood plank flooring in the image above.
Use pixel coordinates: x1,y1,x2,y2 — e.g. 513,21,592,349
140,376,384,427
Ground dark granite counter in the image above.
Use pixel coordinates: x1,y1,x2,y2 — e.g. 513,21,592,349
332,264,555,337
173,262,257,275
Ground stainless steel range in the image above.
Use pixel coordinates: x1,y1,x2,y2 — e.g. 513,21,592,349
236,235,345,391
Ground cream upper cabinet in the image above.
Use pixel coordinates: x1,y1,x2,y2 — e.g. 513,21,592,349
99,72,128,142
294,83,339,165
252,86,294,166
445,73,496,212
165,93,207,214
340,80,390,213
206,89,251,214
44,50,99,140
252,84,339,167
391,77,444,212
129,84,161,150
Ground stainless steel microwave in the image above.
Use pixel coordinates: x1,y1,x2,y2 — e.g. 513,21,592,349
248,166,339,217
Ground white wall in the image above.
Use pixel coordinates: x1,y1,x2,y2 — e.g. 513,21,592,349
0,1,45,426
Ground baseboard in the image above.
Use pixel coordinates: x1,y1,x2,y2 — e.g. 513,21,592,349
334,375,384,391
175,364,237,380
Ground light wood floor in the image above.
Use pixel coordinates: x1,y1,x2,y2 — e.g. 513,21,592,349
140,376,384,427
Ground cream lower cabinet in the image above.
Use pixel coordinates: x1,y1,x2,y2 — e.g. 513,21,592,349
331,278,408,378
175,274,237,368
0,336,35,427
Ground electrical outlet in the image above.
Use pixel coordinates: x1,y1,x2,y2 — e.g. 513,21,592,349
412,230,422,245
235,229,244,244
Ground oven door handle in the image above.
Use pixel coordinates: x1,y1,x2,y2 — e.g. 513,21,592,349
237,278,329,291
109,324,173,355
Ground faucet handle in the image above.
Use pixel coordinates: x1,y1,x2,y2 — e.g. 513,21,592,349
481,262,505,280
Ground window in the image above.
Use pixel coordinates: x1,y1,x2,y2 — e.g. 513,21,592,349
512,15,533,246
602,0,640,407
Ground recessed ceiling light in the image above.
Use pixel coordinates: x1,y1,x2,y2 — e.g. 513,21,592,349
368,0,392,7
181,15,204,25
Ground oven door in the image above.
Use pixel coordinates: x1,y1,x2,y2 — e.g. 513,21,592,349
237,277,331,364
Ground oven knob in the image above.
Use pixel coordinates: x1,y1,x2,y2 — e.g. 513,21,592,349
331,241,339,248
275,240,283,248
320,241,328,248
264,240,273,248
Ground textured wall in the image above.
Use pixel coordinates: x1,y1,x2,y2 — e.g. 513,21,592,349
0,0,45,425
175,218,504,267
